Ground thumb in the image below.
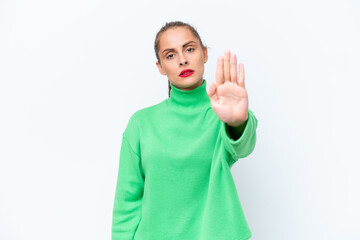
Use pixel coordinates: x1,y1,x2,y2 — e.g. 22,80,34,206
207,82,218,103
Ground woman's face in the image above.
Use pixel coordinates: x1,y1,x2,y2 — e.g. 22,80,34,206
156,27,208,91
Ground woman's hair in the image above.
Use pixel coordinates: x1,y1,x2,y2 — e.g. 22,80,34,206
154,21,207,98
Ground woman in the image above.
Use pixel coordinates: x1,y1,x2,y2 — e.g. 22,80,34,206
112,21,258,240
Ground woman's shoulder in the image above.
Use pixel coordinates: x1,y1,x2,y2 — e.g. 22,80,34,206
132,99,168,119
123,99,167,139
127,99,167,124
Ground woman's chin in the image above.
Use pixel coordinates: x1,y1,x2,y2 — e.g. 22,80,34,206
170,78,203,91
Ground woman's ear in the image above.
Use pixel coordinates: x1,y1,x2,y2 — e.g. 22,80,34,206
203,47,208,64
156,61,167,75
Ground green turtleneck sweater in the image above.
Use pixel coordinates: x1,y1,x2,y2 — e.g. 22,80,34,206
112,79,258,240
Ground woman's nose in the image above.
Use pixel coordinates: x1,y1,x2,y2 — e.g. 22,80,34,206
179,53,188,66
180,60,188,66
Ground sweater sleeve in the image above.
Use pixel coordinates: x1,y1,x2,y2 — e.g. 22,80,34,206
220,108,258,168
112,117,144,239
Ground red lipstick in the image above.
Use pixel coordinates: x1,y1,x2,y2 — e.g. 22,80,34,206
179,69,194,77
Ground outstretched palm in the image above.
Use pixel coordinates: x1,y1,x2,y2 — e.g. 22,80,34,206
207,50,249,128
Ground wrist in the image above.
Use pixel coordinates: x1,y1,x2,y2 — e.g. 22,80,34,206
226,118,248,140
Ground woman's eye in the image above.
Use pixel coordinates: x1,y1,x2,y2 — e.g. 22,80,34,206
166,54,174,59
187,48,195,52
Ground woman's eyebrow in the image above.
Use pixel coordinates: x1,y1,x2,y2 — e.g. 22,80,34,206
162,41,196,54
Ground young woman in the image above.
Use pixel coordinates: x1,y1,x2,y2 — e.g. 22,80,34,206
112,21,258,240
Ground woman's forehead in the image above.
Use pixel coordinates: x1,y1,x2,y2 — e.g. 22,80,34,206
159,27,199,50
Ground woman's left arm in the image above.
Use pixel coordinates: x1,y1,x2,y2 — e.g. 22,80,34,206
207,50,258,163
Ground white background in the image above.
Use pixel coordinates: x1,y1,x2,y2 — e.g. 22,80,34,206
1,0,359,239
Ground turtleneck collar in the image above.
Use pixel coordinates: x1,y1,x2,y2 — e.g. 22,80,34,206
168,79,210,108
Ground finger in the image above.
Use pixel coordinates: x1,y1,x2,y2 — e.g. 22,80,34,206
223,50,231,82
230,53,237,83
237,62,245,87
207,82,219,102
216,56,224,85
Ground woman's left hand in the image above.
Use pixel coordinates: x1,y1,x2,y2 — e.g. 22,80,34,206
207,50,249,128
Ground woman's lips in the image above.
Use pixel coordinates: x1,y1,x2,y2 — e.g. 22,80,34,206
179,69,194,77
